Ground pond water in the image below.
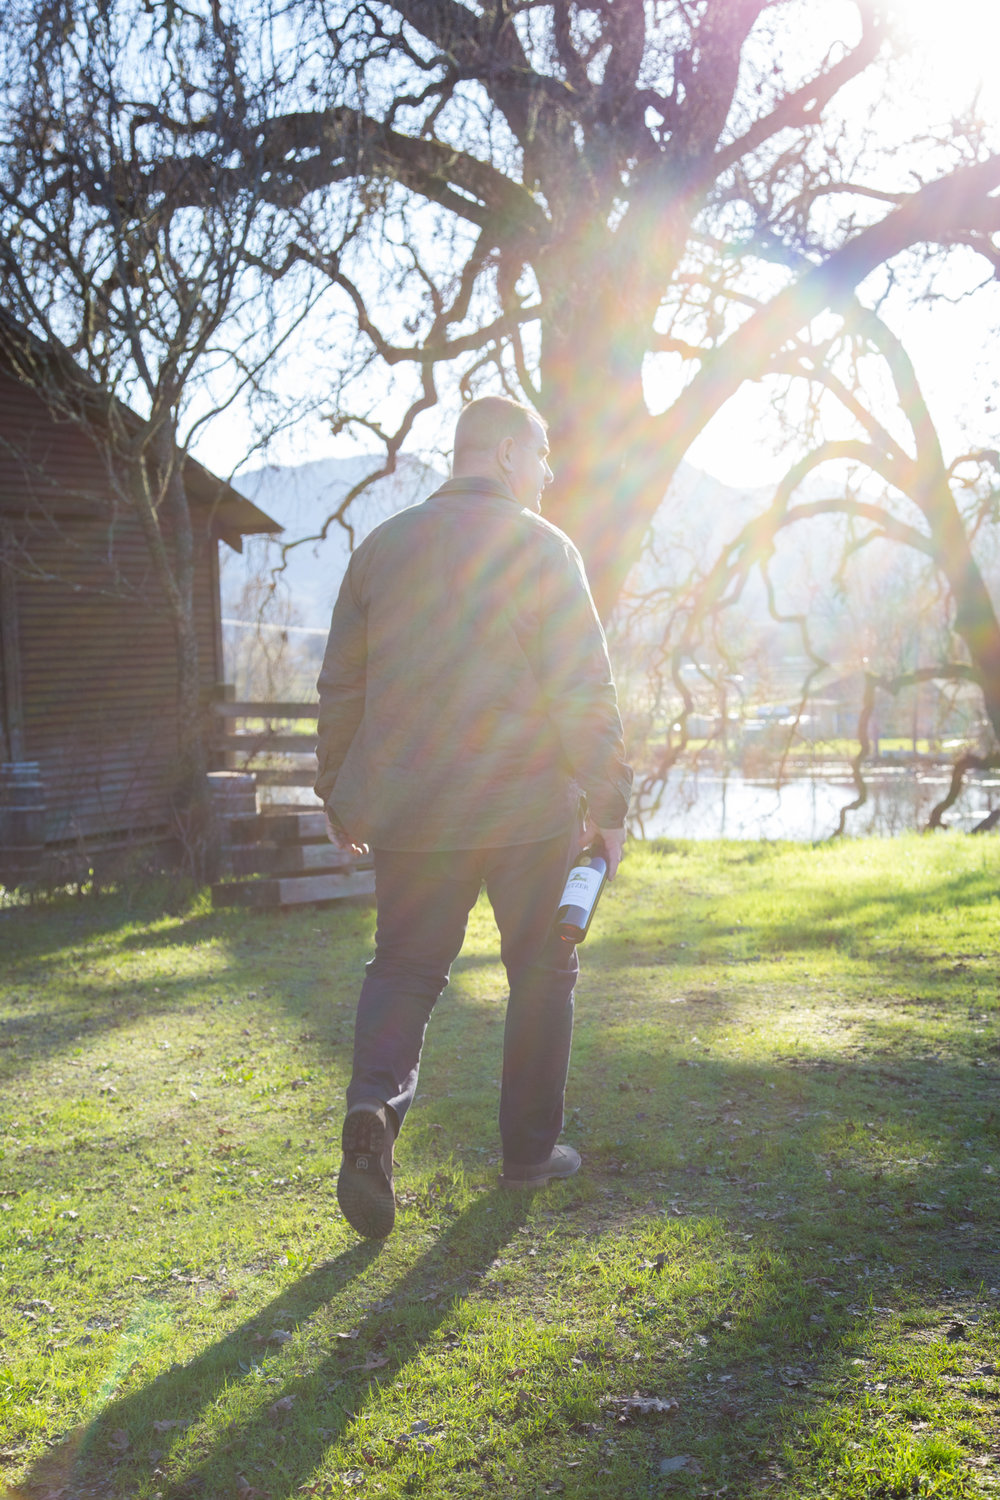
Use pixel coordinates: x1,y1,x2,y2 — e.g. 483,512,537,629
263,765,1000,842
634,767,1000,842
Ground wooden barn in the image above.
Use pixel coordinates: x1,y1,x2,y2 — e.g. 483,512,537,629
0,320,280,884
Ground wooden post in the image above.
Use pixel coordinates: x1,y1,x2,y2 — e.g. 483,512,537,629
212,681,236,769
0,521,26,762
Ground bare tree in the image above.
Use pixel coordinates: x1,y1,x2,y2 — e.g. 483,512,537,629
149,0,1000,617
626,298,1000,830
0,0,327,847
5,0,1000,844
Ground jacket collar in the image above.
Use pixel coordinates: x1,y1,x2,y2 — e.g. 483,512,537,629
430,475,520,506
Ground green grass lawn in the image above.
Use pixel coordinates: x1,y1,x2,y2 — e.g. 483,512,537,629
2,836,1000,1499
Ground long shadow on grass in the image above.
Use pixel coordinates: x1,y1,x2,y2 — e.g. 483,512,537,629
28,1190,529,1500
0,900,375,1083
582,1082,997,1494
10,862,1000,1495
0,891,211,966
607,848,1000,967
549,941,1000,1496
0,889,373,977
5,847,997,974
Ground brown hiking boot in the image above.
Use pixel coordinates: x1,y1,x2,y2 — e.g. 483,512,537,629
499,1143,581,1189
337,1100,396,1238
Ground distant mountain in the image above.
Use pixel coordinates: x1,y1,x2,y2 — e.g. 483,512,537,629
218,450,1000,760
625,463,774,592
219,451,938,690
222,453,444,630
221,452,772,634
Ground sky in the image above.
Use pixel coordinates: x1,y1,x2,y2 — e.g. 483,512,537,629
200,0,1000,495
685,268,1000,488
685,0,1000,487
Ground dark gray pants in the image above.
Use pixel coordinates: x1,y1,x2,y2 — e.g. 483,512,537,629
346,831,579,1165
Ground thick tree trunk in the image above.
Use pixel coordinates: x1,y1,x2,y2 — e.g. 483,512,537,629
916,475,1000,746
535,231,671,618
542,387,671,621
132,430,216,878
159,457,205,782
541,155,1000,619
158,444,217,876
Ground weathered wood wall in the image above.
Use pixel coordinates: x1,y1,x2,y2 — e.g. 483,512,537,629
0,364,223,849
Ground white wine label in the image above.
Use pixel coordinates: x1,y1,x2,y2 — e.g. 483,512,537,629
561,866,603,906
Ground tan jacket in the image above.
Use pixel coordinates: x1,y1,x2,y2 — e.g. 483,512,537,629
314,476,632,851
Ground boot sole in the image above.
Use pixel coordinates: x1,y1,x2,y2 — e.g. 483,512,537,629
337,1107,395,1239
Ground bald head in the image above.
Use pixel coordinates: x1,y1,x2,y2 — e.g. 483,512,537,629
454,396,539,462
452,396,552,511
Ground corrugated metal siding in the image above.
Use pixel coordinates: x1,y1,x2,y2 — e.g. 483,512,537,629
15,515,220,843
0,367,118,512
0,368,224,848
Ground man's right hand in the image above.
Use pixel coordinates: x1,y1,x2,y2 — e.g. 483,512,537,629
581,820,626,880
324,811,369,857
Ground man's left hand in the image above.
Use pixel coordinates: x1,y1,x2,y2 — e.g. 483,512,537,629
580,819,626,880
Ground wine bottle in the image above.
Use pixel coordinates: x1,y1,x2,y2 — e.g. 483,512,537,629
555,842,608,944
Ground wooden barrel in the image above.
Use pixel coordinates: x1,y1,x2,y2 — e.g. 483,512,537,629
0,761,47,855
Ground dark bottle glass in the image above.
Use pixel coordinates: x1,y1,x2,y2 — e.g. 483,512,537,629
555,842,608,944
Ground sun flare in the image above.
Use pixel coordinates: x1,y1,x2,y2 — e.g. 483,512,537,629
889,0,1000,121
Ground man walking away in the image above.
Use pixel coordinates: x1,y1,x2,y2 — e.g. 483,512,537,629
315,396,632,1238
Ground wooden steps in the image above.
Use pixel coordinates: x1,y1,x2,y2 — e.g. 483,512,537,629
209,782,374,909
227,810,329,842
227,838,366,877
212,865,375,908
